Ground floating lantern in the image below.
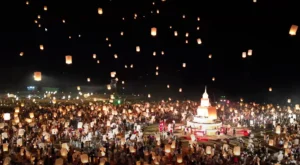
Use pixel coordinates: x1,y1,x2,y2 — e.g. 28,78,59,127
87,78,90,82
80,154,89,163
29,112,34,119
212,77,215,81
171,141,176,149
15,107,20,113
155,71,159,76
98,8,103,15
284,142,288,148
44,6,48,11
20,52,24,56
151,27,157,36
156,66,159,70
174,31,178,36
161,51,164,55
148,94,151,98
182,63,186,68
197,38,202,44
93,54,96,59
247,49,252,56
120,31,124,36
153,51,156,56
206,146,212,155
269,139,274,146
110,71,116,78
129,146,136,153
97,60,100,64
39,44,44,50
3,143,8,152
107,85,111,90
185,40,188,44
276,125,281,134
269,87,272,92
287,99,291,103
60,148,68,157
167,84,170,88
65,55,72,64
197,17,200,21
34,72,42,81
289,25,298,36
77,86,80,90
3,113,10,121
185,32,189,37
164,144,171,153
179,88,182,92
233,146,241,156
136,46,140,52
208,54,212,59
242,52,247,58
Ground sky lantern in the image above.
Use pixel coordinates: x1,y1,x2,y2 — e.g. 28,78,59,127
182,15,185,19
34,72,42,81
208,54,212,59
153,51,156,56
242,52,246,58
275,125,281,134
26,1,29,5
269,87,272,92
124,65,128,68
197,38,202,44
287,98,291,103
233,146,241,156
106,37,109,41
20,52,24,56
179,88,182,92
247,49,252,56
161,51,164,55
206,146,212,154
185,40,188,44
107,85,111,90
77,86,81,90
98,8,103,15
185,33,189,37
120,31,124,36
65,55,72,64
156,66,159,70
39,44,44,50
182,63,186,68
93,54,96,59
197,26,200,30
197,17,200,21
155,71,159,76
177,154,183,163
87,78,91,82
37,15,41,19
174,31,178,36
62,19,66,23
122,81,125,84
167,84,170,88
253,0,257,2
151,27,157,36
44,6,48,11
212,77,215,81
114,54,118,59
97,60,100,64
111,71,116,78
289,25,298,36
3,113,10,121
130,64,134,68
136,46,140,52
148,94,151,98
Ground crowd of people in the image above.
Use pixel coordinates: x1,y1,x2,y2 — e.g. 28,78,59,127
0,97,300,165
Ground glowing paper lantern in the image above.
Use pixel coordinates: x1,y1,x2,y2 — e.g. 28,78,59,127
39,45,44,50
287,99,291,103
197,38,202,44
65,55,72,64
206,146,212,154
212,77,215,81
182,63,186,68
233,146,241,156
174,31,178,36
269,139,274,146
110,71,116,78
34,72,42,81
208,54,212,59
87,78,90,82
20,52,24,56
289,25,298,36
60,148,68,157
276,125,281,134
80,154,89,163
167,84,170,88
153,51,156,56
98,8,103,15
77,86,81,90
179,88,182,92
93,54,96,59
136,46,140,52
165,144,171,153
284,142,288,148
247,49,252,56
269,87,272,92
151,27,157,36
155,71,159,76
29,112,34,119
3,143,8,152
242,52,247,58
129,146,136,153
44,6,48,11
161,51,164,55
3,113,10,121
107,85,111,90
185,33,189,37
148,94,151,98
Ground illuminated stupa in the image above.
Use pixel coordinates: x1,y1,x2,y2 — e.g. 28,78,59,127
187,86,222,136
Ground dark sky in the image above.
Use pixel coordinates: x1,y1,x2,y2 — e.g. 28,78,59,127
1,0,300,103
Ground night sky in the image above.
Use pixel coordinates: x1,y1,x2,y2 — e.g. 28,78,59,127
1,0,300,103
